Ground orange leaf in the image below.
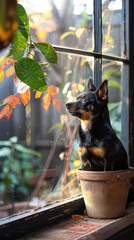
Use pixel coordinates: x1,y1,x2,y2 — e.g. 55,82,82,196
0,59,16,72
52,96,61,112
8,95,19,108
72,215,84,222
43,93,51,111
0,105,13,120
5,66,15,77
35,91,42,99
0,95,19,108
19,89,31,105
47,85,59,95
36,29,47,41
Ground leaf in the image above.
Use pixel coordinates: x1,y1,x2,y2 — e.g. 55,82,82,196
108,80,121,89
14,57,47,91
8,4,30,60
0,105,13,120
35,91,42,98
0,148,11,157
42,93,51,111
75,28,86,38
72,215,84,222
0,95,19,108
5,66,15,77
60,31,75,40
0,71,4,82
36,29,47,41
48,123,64,133
15,144,42,157
34,42,58,64
78,83,85,92
19,88,31,105
47,85,59,95
52,96,61,112
0,59,16,72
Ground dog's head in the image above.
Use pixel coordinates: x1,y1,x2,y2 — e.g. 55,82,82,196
66,78,108,121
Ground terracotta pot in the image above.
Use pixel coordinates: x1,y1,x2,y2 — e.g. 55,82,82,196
77,168,134,219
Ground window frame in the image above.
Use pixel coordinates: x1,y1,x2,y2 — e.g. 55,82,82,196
0,0,134,238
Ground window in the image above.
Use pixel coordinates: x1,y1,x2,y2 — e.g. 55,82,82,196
0,0,133,238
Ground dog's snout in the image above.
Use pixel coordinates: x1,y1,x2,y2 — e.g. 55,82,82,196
66,102,71,109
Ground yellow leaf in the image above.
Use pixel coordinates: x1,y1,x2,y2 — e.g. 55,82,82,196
36,29,47,41
73,160,81,168
0,55,6,64
67,169,76,176
0,71,4,82
6,66,14,78
43,93,51,111
75,28,86,38
72,83,78,93
78,83,85,92
35,91,42,99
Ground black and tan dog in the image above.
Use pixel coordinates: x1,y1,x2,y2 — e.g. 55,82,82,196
66,78,128,171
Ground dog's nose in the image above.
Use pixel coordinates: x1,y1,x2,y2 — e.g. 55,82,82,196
66,102,70,109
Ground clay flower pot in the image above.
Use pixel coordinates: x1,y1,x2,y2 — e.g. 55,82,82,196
77,168,134,219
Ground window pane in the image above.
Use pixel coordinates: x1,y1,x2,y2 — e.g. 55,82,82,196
102,59,129,153
102,0,127,57
0,52,93,219
20,0,94,51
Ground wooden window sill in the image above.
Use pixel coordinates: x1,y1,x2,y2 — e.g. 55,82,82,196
17,202,134,240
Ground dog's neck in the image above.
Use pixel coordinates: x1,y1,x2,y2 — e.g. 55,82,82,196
80,106,110,134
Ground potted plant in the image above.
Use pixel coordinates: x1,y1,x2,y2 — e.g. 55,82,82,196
66,78,134,219
77,168,134,219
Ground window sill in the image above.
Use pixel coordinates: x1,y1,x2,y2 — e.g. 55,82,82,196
1,196,134,240
17,202,134,240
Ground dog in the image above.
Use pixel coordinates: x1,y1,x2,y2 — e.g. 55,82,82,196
66,78,128,171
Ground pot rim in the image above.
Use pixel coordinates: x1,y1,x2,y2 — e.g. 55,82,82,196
76,167,134,182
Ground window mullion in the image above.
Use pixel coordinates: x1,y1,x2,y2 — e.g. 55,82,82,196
94,0,102,87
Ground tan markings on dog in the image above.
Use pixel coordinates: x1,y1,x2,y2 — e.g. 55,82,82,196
78,146,87,156
83,160,91,168
79,109,92,120
89,147,105,158
81,120,92,132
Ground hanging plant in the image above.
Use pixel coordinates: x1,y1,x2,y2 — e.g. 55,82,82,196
0,2,60,120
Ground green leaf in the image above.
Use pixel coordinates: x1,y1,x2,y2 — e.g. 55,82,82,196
11,160,21,174
81,11,90,21
8,4,30,60
48,122,64,133
9,173,19,185
9,136,18,143
34,42,58,64
0,147,11,157
14,57,47,92
60,31,75,40
15,143,42,157
108,80,121,89
0,141,11,147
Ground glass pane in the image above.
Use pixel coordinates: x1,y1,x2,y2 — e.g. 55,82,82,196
19,0,94,51
0,51,93,219
102,59,129,153
102,0,127,57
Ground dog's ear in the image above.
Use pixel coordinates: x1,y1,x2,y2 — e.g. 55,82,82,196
88,77,96,91
96,79,108,100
